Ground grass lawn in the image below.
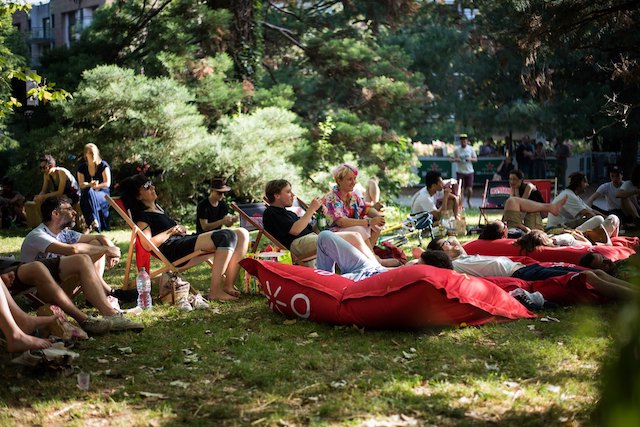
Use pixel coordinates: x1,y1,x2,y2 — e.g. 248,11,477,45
0,208,637,426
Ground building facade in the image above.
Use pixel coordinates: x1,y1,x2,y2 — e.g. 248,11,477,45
12,0,112,66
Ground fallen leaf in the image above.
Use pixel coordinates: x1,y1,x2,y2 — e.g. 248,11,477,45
118,347,132,354
308,332,319,338
527,324,536,330
540,316,560,322
170,380,190,389
484,362,499,371
283,319,297,325
97,358,109,364
546,385,561,394
402,351,416,360
330,380,347,388
139,391,167,399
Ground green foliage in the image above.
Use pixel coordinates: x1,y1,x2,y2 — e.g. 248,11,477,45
213,106,307,201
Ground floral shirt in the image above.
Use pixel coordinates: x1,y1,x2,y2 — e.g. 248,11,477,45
322,185,368,229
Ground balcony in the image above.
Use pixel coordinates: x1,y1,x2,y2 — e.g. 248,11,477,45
28,26,54,43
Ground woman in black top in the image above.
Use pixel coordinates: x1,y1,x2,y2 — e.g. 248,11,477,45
507,169,545,231
120,175,249,302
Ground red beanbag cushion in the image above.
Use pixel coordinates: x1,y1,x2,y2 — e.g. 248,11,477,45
239,259,535,328
463,237,636,265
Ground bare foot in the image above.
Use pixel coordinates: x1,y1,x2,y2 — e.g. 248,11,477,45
6,333,53,353
223,286,241,298
208,291,239,302
18,315,57,335
550,195,568,216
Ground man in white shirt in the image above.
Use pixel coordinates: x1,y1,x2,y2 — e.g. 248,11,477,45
451,134,477,209
586,165,627,220
21,196,121,295
410,171,459,220
420,236,635,300
547,172,620,243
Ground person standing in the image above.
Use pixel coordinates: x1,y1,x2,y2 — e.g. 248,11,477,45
554,138,571,189
77,143,111,232
532,142,547,179
451,134,477,209
515,136,534,179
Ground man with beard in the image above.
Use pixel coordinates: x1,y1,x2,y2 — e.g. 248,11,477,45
20,196,122,297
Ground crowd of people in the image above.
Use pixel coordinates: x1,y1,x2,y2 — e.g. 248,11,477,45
2,139,639,356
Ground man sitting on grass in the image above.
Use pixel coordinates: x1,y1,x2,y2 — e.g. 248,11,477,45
0,254,143,335
410,170,459,221
20,196,135,302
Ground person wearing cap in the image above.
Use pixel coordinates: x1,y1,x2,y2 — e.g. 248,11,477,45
586,165,629,222
451,134,477,209
196,177,238,234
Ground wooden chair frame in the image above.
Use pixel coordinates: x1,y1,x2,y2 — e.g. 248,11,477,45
106,196,213,294
230,201,316,265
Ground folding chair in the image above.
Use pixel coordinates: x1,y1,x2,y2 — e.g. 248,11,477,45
106,196,214,295
230,202,316,265
528,178,558,203
478,180,512,226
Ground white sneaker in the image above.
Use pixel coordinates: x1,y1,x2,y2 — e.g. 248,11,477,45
175,296,193,311
189,293,210,310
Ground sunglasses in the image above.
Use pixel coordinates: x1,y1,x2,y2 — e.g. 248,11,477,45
142,181,154,190
439,239,454,250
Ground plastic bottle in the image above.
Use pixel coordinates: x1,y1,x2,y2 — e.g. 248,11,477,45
136,267,152,310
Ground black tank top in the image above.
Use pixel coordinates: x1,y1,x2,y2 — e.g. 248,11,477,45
518,183,544,203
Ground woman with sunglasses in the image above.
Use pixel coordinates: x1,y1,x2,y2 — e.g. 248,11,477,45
120,175,249,302
321,164,385,249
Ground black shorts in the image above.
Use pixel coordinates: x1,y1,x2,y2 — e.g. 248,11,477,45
159,235,198,264
10,258,62,293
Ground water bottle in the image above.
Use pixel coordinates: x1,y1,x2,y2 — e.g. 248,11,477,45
136,267,152,310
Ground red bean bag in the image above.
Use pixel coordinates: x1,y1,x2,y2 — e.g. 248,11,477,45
239,258,535,328
463,237,637,265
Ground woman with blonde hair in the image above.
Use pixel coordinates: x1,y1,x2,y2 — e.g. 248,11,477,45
321,164,385,249
77,143,111,232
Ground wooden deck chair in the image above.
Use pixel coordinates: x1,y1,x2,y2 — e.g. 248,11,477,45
478,180,512,226
230,202,316,265
528,178,558,203
106,196,213,301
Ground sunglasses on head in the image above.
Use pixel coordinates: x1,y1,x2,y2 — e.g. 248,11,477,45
142,181,154,190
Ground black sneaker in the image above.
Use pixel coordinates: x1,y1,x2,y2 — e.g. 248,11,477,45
111,288,138,303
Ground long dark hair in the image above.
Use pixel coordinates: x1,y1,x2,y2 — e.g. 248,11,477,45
119,174,149,213
515,230,553,254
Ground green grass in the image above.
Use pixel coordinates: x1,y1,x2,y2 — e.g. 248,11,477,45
0,210,637,426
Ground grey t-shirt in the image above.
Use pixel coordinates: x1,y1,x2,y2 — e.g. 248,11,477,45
20,223,82,262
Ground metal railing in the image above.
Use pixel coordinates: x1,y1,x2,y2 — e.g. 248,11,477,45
28,26,54,41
